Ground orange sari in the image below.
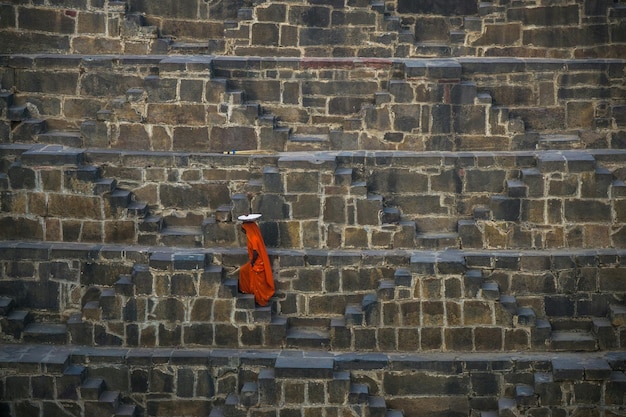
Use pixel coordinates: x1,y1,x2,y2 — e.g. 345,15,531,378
239,222,274,306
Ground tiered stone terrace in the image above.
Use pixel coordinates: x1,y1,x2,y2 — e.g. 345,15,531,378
1,1,626,417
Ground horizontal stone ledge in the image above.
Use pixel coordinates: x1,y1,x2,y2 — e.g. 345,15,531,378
8,144,626,171
1,344,624,375
458,57,626,74
4,54,622,78
0,54,168,69
2,241,626,270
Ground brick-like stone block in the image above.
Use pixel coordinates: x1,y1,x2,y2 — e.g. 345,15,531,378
564,200,611,222
251,23,279,46
210,125,257,152
19,8,75,34
398,0,477,14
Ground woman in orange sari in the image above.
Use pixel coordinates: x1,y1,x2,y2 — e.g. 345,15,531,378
238,215,274,306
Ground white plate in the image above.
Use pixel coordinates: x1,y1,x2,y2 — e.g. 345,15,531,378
238,213,262,221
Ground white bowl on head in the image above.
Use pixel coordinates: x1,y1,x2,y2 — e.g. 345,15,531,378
238,213,262,221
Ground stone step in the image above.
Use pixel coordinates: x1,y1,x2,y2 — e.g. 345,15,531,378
12,118,47,142
393,268,412,287
506,179,527,198
497,397,517,416
115,404,138,417
253,305,272,323
66,165,101,183
415,232,459,250
159,226,204,247
414,43,452,57
84,390,121,417
334,168,353,186
368,395,388,417
220,278,239,298
285,326,331,349
480,281,500,300
1,309,32,338
0,296,14,315
81,377,107,400
515,384,536,407
274,353,335,379
499,295,518,315
516,307,536,326
551,356,612,381
99,288,119,320
58,364,87,400
538,134,582,150
94,178,117,194
141,215,164,233
230,104,261,124
286,134,331,151
0,91,13,108
381,206,401,224
20,143,83,166
114,275,135,297
169,42,210,54
609,304,626,326
215,204,234,222
7,105,29,121
127,201,148,217
38,130,82,147
345,304,364,326
240,381,259,407
108,189,132,207
83,300,102,320
22,322,68,344
592,317,619,349
349,383,369,404
236,293,256,310
550,331,597,351
377,280,396,301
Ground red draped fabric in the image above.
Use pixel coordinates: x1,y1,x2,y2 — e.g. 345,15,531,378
239,222,274,306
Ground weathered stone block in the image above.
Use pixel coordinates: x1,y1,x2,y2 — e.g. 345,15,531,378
288,6,330,27
252,23,279,46
7,163,36,189
564,200,611,222
19,8,75,34
398,0,477,14
208,126,258,152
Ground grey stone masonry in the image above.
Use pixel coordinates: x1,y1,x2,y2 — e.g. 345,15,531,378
0,241,625,353
4,145,626,251
2,55,624,154
1,345,625,417
1,1,625,58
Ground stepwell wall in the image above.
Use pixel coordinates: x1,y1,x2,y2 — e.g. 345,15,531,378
1,56,625,152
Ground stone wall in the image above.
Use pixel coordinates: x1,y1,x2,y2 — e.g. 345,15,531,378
1,0,625,58
3,145,626,251
1,345,624,417
1,56,625,154
0,241,624,352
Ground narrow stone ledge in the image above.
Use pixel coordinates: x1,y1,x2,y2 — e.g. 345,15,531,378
334,353,389,370
21,145,84,166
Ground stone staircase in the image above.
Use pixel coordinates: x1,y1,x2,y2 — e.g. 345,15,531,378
482,355,623,417
1,343,625,417
0,345,139,417
213,352,405,417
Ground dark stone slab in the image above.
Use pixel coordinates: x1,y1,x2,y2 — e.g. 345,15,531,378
21,145,84,166
274,354,334,379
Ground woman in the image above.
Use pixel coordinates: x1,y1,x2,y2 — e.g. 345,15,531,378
238,215,274,306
